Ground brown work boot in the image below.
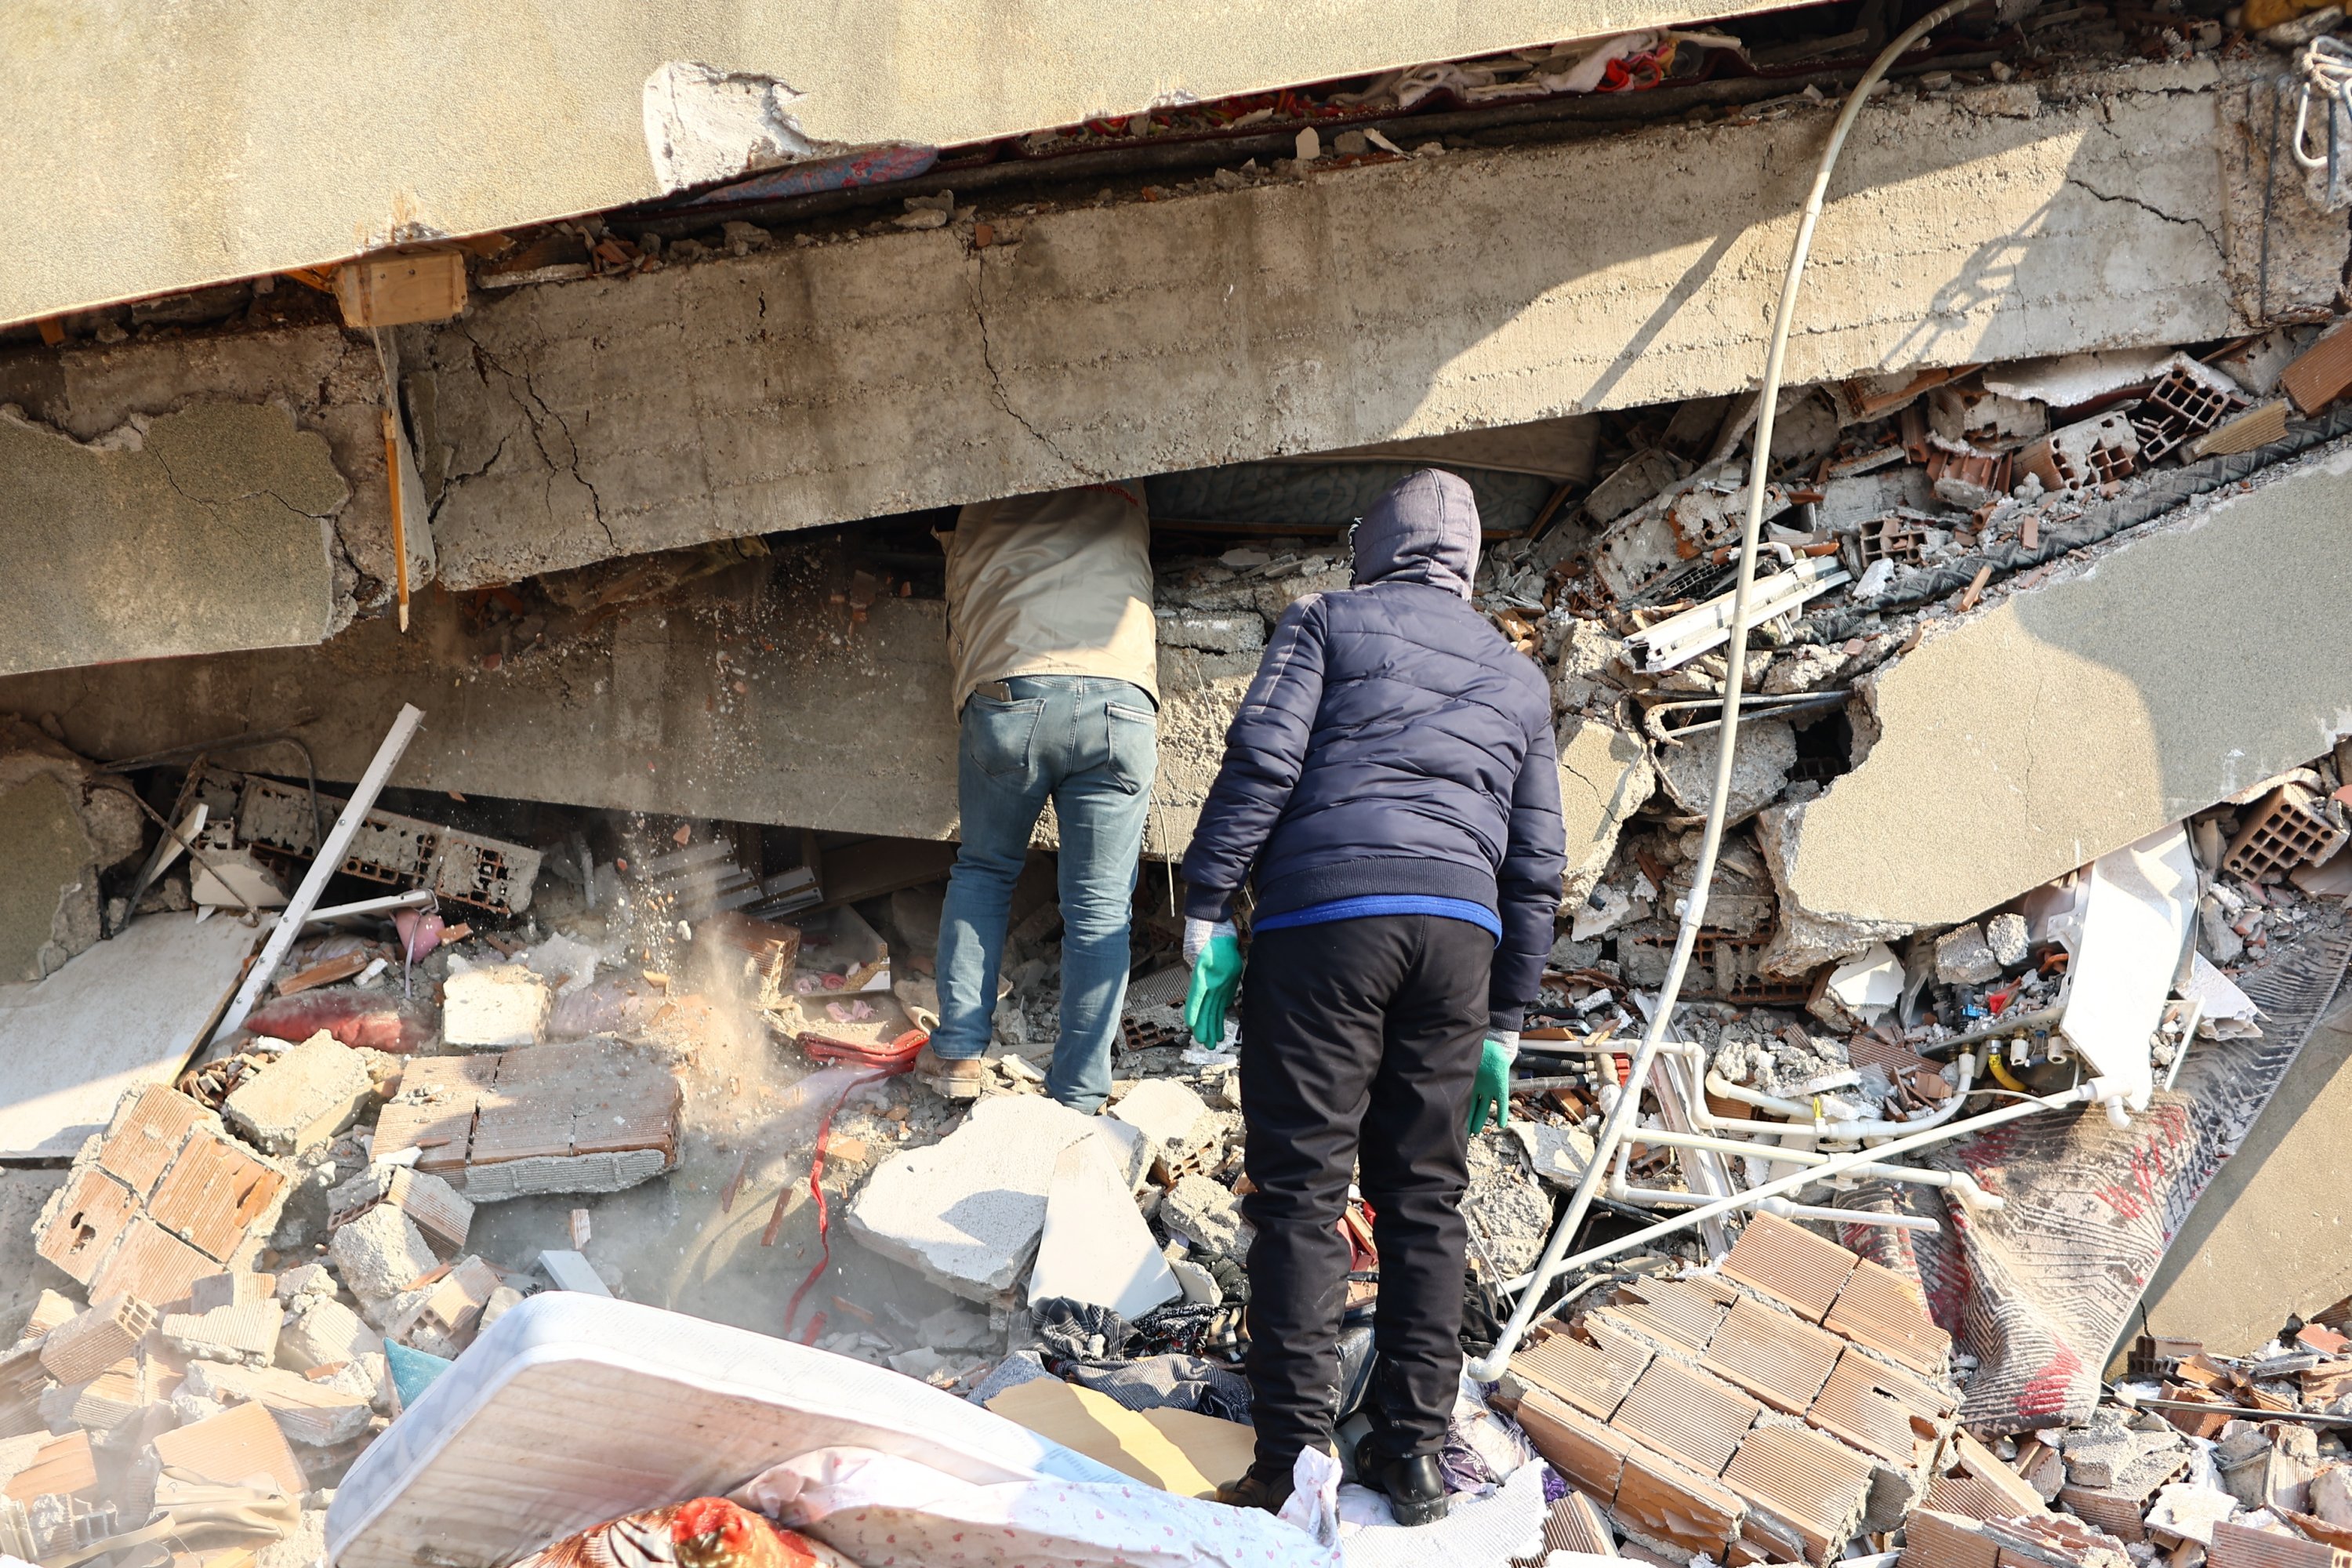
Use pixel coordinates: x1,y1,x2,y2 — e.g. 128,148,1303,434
1214,1468,1294,1514
913,1045,985,1101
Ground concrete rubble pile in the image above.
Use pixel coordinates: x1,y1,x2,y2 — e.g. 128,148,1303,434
20,3,2352,1563
0,821,697,1568
10,328,2352,1568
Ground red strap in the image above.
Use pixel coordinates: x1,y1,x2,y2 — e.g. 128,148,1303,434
774,1036,924,1342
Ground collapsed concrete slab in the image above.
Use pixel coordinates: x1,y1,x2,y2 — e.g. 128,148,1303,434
1762,437,2352,971
412,58,2328,590
0,403,346,677
0,324,419,666
0,56,2321,677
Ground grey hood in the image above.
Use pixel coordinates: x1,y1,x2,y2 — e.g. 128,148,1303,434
1352,468,1480,599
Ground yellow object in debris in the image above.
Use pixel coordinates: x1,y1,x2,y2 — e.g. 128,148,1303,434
985,1379,1221,1497
2243,0,2332,30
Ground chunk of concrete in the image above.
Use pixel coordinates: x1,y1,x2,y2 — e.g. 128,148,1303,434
1934,924,2002,985
328,1204,436,1301
326,1163,474,1253
1508,1121,1596,1189
1027,1137,1180,1320
1986,911,2031,967
0,405,347,680
538,1249,611,1296
1810,942,1904,1030
0,720,145,982
457,1149,670,1203
223,1031,376,1156
1108,1079,1210,1161
1161,1174,1247,1258
161,1299,285,1367
844,1094,1154,1305
1657,718,1795,827
1761,440,2352,946
440,964,551,1049
1559,718,1657,902
276,1295,383,1372
182,1359,373,1447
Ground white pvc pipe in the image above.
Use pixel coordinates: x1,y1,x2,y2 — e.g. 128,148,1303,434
301,887,435,926
1490,1081,2095,1323
1759,1197,1938,1233
1699,1054,1979,1142
1607,1123,2003,1207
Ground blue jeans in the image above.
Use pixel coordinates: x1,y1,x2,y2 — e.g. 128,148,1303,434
933,675,1158,1112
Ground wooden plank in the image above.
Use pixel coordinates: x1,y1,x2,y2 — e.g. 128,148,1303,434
333,252,467,328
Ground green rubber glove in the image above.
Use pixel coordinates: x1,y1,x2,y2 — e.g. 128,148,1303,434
1468,1031,1518,1136
1183,917,1243,1048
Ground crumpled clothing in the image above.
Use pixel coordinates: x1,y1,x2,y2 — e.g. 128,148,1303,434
1032,1298,1129,1363
1033,1299,1253,1422
1066,1354,1254,1425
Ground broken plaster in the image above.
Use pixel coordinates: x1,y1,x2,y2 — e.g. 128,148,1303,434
642,61,832,196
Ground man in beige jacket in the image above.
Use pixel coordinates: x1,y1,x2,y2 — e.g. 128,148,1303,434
914,483,1158,1111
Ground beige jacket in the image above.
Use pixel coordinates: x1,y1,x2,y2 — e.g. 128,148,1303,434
940,483,1158,710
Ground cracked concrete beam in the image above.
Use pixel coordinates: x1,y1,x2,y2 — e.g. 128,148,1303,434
1759,435,2352,975
0,325,430,655
0,403,347,677
407,56,2339,590
0,553,1241,855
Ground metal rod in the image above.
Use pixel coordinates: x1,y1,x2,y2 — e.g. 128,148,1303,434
215,705,423,1042
384,407,412,633
2120,1393,2352,1428
302,888,434,926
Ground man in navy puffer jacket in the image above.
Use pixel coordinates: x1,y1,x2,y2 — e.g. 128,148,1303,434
1178,468,1565,1522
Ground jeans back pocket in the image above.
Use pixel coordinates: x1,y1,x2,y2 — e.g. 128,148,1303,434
965,695,1046,780
1105,701,1159,795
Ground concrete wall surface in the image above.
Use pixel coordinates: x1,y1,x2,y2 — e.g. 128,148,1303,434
1762,437,2352,972
0,404,345,677
0,557,1256,853
0,321,426,662
1,0,1809,328
411,57,2335,590
2129,993,2352,1359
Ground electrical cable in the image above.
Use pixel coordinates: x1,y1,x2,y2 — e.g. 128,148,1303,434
1470,0,1979,1385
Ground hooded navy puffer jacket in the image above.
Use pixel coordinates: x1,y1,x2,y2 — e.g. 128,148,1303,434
1178,469,1566,1031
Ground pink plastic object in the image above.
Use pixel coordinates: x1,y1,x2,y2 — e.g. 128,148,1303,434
394,909,446,963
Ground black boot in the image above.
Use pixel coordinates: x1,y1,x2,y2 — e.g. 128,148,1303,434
1354,1434,1450,1526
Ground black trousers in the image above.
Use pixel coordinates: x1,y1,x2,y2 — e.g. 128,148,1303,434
1237,913,1490,1480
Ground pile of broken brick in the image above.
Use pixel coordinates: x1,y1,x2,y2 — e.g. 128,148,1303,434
0,913,688,1564
1488,1207,2352,1568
